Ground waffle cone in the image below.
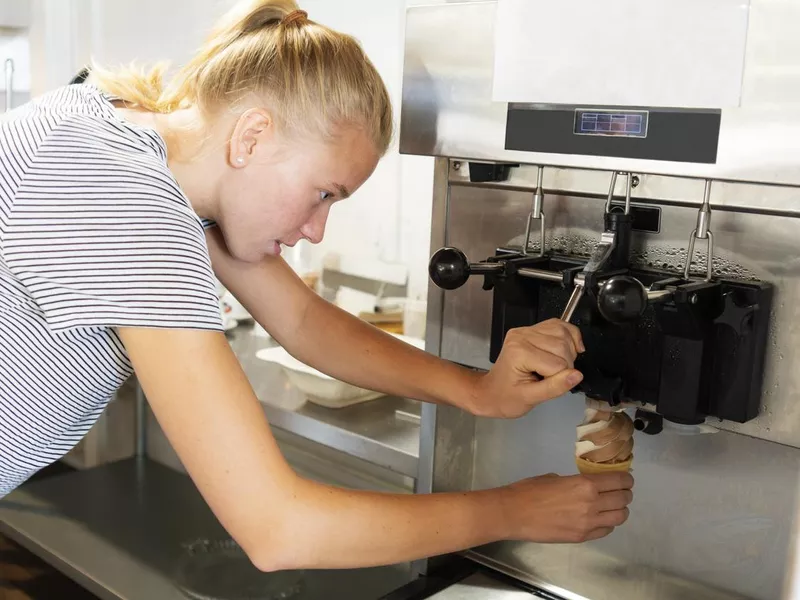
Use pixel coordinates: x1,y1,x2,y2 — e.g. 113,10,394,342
576,455,633,475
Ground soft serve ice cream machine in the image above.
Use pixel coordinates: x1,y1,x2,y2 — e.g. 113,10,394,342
428,169,772,474
401,1,800,599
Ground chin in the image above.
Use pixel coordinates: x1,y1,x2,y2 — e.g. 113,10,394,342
228,243,268,264
221,229,281,262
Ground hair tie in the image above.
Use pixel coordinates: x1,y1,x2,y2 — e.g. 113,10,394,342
282,9,308,26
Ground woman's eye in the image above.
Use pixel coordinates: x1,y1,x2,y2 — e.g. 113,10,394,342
319,190,332,202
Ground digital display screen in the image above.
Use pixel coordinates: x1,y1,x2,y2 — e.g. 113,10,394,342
574,109,649,138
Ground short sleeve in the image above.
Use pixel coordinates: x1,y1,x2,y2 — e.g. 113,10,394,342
4,123,224,333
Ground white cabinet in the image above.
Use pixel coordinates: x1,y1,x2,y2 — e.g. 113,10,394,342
0,0,31,28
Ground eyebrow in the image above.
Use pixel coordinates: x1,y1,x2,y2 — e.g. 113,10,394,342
334,183,351,199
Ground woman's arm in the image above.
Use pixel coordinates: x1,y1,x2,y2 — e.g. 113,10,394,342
207,229,584,419
118,325,632,571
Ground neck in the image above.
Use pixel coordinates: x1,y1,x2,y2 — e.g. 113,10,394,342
118,105,226,221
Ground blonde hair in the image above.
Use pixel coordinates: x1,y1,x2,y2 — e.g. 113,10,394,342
88,0,393,155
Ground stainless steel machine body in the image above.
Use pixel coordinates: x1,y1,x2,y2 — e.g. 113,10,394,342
401,2,800,599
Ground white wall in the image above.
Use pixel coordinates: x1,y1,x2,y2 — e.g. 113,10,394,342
85,0,231,67
0,0,31,29
39,0,439,301
292,0,437,301
0,28,30,109
0,0,32,110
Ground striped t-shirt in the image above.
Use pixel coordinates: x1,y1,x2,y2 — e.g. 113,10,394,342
0,84,224,497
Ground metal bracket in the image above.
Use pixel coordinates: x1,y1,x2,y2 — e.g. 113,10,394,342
605,171,634,215
684,180,714,281
523,166,546,256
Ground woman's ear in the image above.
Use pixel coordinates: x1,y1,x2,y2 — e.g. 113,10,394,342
228,108,274,168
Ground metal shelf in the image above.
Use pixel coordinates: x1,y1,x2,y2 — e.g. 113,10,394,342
0,458,413,600
229,325,421,478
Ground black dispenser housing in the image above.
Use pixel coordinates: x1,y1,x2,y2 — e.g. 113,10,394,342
480,250,773,424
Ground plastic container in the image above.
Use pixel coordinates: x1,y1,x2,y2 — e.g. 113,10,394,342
256,334,425,408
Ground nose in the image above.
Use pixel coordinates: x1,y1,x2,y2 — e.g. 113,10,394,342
300,202,331,244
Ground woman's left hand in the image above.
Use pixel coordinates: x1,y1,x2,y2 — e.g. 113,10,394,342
465,319,585,418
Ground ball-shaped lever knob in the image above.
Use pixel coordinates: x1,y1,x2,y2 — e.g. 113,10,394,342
597,275,648,324
429,247,471,290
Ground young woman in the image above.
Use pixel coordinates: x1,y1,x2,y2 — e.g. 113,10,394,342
0,0,633,571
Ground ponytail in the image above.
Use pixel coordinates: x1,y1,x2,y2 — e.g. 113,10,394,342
89,0,393,154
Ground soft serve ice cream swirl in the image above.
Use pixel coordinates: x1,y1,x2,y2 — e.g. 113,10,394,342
576,399,634,466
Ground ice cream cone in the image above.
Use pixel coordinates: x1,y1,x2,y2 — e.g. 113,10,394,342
576,454,633,475
575,399,634,475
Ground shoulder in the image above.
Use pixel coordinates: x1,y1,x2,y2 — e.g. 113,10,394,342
0,84,119,190
17,88,205,233
34,85,169,170
7,84,142,146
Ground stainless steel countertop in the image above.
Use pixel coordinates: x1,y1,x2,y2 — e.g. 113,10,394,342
427,572,537,599
227,324,421,478
0,458,414,600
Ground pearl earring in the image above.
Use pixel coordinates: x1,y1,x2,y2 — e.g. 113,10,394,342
236,157,244,164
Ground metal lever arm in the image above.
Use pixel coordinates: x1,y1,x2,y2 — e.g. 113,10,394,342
429,247,564,291
561,279,586,322
428,247,502,290
560,231,617,322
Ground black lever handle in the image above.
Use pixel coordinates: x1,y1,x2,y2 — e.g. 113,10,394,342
597,275,673,324
428,247,502,290
597,276,647,324
429,247,470,290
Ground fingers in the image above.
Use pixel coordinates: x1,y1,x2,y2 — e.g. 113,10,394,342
532,319,585,354
506,320,585,368
595,507,630,528
526,368,584,405
500,321,588,408
517,340,573,377
590,478,633,531
584,472,634,493
534,332,578,365
564,322,585,354
582,526,615,542
597,489,634,513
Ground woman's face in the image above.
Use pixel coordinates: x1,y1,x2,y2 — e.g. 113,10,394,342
217,115,379,263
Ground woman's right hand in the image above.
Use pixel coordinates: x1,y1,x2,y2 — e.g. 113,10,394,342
500,472,634,543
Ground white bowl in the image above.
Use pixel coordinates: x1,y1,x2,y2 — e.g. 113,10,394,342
255,334,425,408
